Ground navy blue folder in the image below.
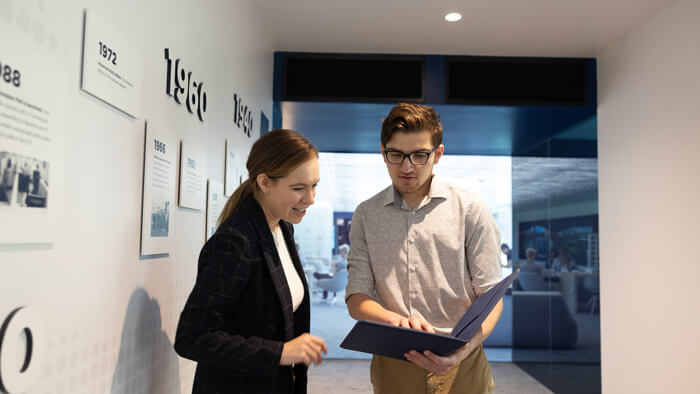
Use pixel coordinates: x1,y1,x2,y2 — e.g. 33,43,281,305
340,270,519,361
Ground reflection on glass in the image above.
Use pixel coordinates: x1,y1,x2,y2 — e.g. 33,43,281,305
510,156,600,371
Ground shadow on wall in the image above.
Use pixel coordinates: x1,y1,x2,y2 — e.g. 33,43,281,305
110,288,181,394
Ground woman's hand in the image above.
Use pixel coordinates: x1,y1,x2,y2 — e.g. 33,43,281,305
280,333,328,366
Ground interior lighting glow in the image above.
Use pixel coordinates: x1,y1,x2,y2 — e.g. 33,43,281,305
445,12,462,22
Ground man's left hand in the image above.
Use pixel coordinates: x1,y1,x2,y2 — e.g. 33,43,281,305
403,342,475,376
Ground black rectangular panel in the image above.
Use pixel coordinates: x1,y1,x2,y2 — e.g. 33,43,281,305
283,54,424,102
447,57,589,105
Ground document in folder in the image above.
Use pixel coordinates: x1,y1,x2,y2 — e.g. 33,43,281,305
340,270,519,361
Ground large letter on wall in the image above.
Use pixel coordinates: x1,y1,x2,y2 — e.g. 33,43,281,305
0,307,45,393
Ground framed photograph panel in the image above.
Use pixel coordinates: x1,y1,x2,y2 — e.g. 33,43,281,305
81,9,143,117
178,140,206,211
224,139,239,197
206,179,224,240
140,121,177,256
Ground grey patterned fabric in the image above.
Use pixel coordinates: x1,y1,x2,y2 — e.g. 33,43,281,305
346,175,502,335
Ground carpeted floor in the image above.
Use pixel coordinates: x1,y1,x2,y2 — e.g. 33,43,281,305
307,360,555,393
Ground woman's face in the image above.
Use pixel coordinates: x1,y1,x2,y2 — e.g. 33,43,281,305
259,157,320,226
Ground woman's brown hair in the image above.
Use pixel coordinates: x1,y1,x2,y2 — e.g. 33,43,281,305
218,129,318,225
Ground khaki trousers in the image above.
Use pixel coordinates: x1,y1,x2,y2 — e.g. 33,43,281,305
370,345,494,394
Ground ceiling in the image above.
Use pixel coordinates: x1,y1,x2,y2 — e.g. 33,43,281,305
254,0,673,57
259,0,670,158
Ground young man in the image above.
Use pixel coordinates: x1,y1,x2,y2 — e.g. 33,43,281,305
345,103,503,393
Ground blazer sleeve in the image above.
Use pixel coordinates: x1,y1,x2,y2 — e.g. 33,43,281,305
174,226,284,377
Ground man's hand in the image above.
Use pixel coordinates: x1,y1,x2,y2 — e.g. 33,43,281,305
403,342,476,376
388,315,435,333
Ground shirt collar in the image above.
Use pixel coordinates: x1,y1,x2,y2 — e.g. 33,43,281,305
382,175,449,207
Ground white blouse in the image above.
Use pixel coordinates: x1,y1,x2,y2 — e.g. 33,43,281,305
271,229,305,312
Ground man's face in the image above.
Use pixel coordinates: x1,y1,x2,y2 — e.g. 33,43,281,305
381,130,443,197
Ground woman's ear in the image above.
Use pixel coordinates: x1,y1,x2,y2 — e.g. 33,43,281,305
256,173,271,193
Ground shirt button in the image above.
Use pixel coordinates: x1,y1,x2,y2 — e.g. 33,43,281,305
409,266,415,272
410,293,417,298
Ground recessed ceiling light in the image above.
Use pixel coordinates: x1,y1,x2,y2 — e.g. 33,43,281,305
445,12,462,22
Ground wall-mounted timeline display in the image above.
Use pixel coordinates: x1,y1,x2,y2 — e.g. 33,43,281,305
140,121,177,256
206,180,224,240
81,10,142,117
0,24,61,244
224,138,240,197
178,140,206,211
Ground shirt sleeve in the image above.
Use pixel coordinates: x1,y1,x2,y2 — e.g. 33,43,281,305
465,197,503,295
174,226,283,376
345,205,377,301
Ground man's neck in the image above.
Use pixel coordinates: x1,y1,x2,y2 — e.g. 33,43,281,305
399,176,433,210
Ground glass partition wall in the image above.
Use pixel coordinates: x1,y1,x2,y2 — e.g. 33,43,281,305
509,154,601,392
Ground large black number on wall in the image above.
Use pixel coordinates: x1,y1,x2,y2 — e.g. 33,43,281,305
233,93,253,137
164,48,207,122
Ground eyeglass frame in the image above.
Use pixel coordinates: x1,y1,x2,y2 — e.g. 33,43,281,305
382,147,437,165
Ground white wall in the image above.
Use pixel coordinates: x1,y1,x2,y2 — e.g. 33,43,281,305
598,0,700,392
0,0,273,393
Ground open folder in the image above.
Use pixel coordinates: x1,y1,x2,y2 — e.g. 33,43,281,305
340,270,519,361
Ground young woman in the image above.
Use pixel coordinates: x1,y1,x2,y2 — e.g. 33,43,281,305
175,129,327,394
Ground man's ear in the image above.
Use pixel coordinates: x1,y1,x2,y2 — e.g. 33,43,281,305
256,173,271,193
433,144,445,164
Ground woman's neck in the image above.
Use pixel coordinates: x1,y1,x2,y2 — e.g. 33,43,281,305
257,197,280,232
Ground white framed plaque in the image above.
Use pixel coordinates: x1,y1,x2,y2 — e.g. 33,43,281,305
206,179,225,240
81,9,142,117
178,140,206,211
0,21,65,244
140,121,177,256
224,138,239,197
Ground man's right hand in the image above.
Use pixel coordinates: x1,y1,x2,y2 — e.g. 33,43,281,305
280,333,328,366
389,315,435,333
347,294,435,333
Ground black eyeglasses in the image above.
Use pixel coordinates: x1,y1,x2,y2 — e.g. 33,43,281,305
383,148,435,165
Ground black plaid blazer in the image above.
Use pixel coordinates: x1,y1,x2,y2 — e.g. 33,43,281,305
174,196,311,394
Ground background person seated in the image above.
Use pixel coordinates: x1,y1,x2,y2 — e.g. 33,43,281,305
519,247,545,275
552,247,578,272
313,243,349,299
315,269,348,306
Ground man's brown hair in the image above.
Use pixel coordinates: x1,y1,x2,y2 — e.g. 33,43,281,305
381,103,443,148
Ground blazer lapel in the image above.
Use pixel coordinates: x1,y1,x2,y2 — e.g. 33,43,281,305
262,250,295,340
250,207,295,340
280,222,310,294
